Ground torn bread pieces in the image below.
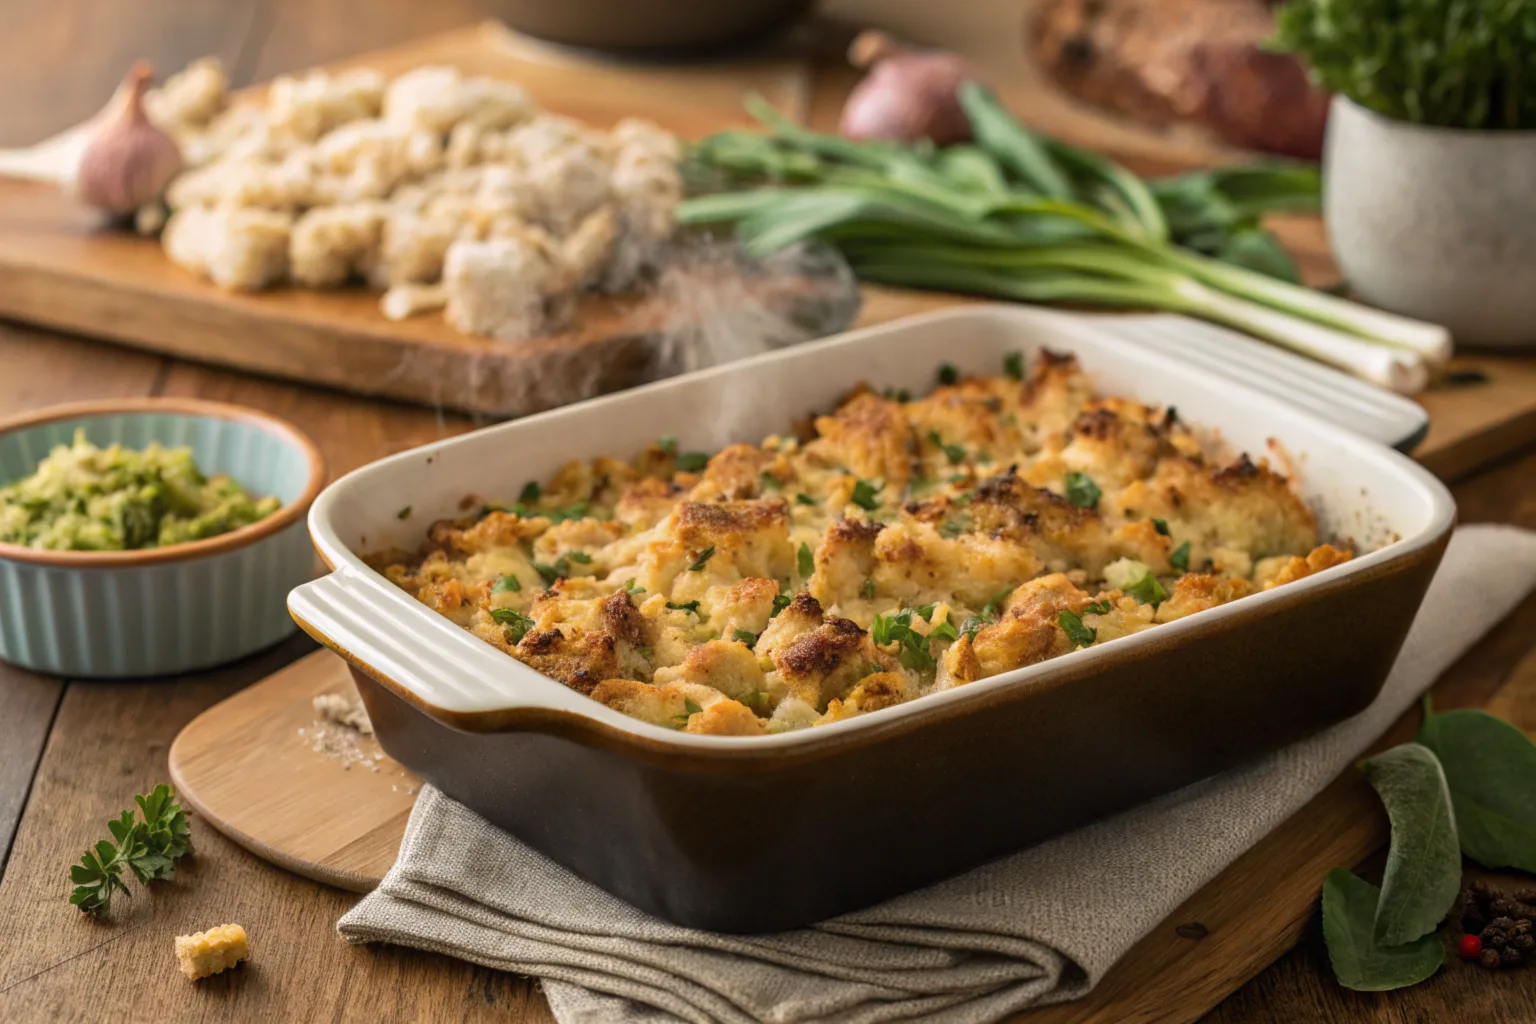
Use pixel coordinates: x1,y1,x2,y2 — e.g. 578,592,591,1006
149,58,681,341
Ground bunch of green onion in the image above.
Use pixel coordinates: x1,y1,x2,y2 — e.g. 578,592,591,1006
678,87,1451,394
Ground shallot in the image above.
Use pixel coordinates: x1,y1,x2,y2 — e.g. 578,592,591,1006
838,31,974,145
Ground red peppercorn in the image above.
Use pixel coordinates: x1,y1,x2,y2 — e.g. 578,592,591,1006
1460,934,1485,960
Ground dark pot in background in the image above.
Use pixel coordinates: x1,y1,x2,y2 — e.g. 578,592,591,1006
494,0,815,54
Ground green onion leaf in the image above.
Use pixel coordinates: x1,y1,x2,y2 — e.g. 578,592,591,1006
624,578,644,595
665,600,701,617
687,546,716,571
1003,351,1025,381
798,541,814,578
518,481,541,504
1152,518,1170,536
733,629,759,646
760,472,781,491
491,574,522,594
795,493,816,506
676,451,710,473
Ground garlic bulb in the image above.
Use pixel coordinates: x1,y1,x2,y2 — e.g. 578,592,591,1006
74,63,184,215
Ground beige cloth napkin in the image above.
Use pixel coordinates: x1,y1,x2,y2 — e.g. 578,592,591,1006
339,525,1536,1024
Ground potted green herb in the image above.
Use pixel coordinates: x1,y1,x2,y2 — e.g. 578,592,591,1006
1274,1,1536,348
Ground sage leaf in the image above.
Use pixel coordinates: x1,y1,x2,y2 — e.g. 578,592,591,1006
1322,868,1445,992
1417,702,1536,873
1359,743,1461,946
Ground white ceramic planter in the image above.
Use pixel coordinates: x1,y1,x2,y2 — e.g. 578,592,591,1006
1324,95,1536,349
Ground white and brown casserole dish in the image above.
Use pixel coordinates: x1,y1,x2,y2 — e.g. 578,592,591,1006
289,305,1455,932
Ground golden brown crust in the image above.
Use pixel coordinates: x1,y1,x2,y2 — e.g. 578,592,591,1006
379,352,1345,735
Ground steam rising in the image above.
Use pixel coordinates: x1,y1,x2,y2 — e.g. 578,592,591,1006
364,238,860,432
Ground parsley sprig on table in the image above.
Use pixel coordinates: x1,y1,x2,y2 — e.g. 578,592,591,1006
69,784,191,916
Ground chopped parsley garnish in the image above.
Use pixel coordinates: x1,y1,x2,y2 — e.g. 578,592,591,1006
676,450,710,473
732,629,759,646
1152,518,1170,536
396,506,412,520
1058,609,1095,648
658,435,677,455
1064,472,1102,509
797,542,814,578
665,600,701,617
1003,351,1025,381
518,481,541,504
491,574,522,594
949,473,969,485
929,620,960,643
490,608,535,644
624,578,644,595
566,551,592,564
687,546,716,571
927,431,966,465
1127,572,1170,607
496,499,591,524
872,608,957,672
916,604,936,620
907,473,935,496
1170,541,1191,573
759,472,781,491
533,562,561,586
1082,599,1113,615
861,578,876,600
794,493,816,506
850,479,882,510
981,586,1013,620
772,590,793,615
882,386,912,403
937,363,959,386
959,616,986,639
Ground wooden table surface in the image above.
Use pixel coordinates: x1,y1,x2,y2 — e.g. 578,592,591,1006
1,2,1534,1022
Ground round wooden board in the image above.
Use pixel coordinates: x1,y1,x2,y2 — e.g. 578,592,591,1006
168,648,414,893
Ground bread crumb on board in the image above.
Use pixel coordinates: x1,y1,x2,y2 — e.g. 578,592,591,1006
175,923,249,980
312,692,373,734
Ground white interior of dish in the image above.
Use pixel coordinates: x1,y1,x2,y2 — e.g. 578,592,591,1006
291,305,1455,745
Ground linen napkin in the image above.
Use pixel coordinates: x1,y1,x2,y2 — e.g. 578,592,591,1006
339,525,1536,1024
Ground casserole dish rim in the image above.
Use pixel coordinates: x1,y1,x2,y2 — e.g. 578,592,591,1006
292,303,1456,752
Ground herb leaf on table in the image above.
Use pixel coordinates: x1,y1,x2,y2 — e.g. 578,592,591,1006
1322,868,1446,991
68,784,191,915
1359,743,1463,946
1417,697,1536,873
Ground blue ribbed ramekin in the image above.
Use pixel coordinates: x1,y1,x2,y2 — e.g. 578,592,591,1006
0,399,325,678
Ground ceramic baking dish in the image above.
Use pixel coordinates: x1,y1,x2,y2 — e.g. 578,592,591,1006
289,305,1455,933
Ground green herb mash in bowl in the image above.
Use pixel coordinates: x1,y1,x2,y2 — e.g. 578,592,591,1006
0,399,325,677
0,430,282,551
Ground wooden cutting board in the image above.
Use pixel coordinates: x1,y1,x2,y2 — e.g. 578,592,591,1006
0,22,847,420
168,641,1536,1023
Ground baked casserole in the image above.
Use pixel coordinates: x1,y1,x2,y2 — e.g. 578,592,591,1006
378,349,1350,736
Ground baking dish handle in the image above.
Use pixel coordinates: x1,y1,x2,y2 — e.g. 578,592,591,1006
287,569,589,716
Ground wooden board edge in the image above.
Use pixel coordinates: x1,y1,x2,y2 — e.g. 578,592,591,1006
168,707,384,894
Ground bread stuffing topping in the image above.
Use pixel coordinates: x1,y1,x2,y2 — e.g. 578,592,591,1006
0,429,279,551
376,350,1351,736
